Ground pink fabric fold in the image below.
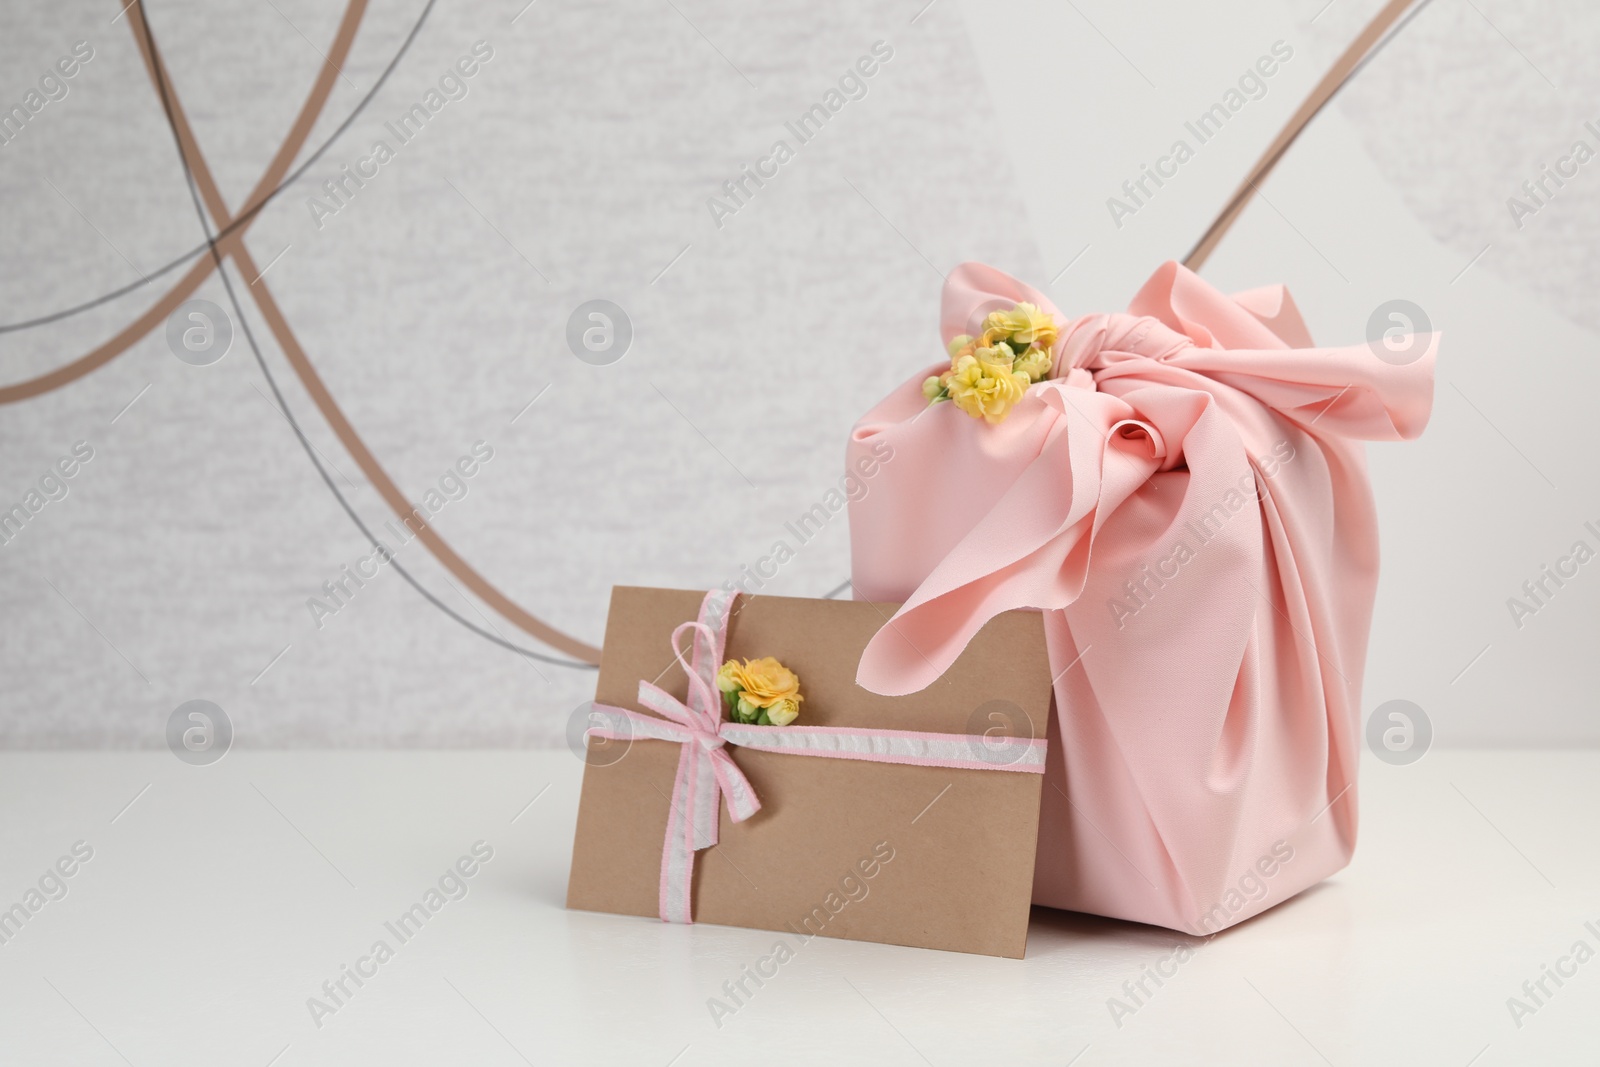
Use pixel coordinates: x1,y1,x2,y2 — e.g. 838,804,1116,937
848,261,1435,933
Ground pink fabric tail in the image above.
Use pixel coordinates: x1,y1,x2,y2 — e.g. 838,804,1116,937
847,261,1436,934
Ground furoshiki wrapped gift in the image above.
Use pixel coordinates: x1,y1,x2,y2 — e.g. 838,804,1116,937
848,261,1435,934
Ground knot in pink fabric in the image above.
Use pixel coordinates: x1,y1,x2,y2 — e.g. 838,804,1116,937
1056,310,1190,375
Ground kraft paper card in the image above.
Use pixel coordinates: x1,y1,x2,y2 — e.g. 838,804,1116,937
566,586,1052,958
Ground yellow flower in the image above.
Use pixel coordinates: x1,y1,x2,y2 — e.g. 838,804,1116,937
715,660,745,695
973,339,1015,368
766,696,800,727
733,656,801,709
1013,346,1053,383
933,303,1058,422
985,302,1058,351
946,354,1029,424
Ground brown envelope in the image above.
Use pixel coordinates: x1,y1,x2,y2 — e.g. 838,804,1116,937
565,586,1052,958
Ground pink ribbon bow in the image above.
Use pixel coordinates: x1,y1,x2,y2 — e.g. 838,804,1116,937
585,589,758,924
586,589,1047,924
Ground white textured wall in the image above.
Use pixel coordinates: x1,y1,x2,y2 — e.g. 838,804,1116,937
0,0,1594,747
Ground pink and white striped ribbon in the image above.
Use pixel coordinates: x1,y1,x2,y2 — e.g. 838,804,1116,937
585,589,1046,924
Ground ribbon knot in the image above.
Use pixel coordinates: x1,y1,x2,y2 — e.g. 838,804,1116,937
584,590,761,924
1057,311,1188,374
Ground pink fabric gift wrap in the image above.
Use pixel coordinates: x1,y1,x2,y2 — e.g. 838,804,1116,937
847,261,1436,934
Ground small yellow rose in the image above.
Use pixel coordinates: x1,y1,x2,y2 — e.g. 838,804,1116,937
985,302,1058,351
1013,347,1053,383
973,339,1015,368
766,696,800,727
715,660,745,695
947,354,1028,424
734,656,801,709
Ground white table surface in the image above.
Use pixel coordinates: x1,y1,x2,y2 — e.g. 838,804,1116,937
1,749,1595,1066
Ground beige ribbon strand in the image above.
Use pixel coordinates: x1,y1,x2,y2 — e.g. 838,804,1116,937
1184,0,1420,271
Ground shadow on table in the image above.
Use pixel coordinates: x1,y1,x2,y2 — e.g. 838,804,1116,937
1025,881,1338,959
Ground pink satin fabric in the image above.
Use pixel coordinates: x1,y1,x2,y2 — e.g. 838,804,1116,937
848,261,1435,933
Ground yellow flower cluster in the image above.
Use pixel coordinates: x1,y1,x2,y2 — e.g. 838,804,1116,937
716,656,802,726
923,302,1059,424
